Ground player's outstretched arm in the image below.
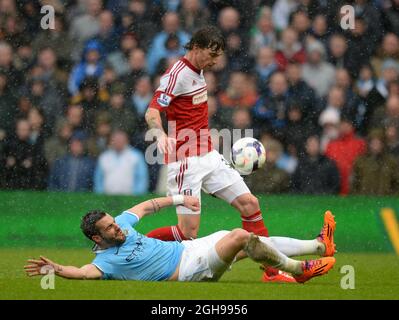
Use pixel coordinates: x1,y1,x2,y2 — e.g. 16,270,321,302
24,256,102,280
129,195,200,219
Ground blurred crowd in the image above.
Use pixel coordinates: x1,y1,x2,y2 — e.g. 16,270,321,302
0,0,399,196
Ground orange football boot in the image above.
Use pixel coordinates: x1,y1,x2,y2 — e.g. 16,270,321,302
317,210,337,257
294,257,336,283
262,270,297,283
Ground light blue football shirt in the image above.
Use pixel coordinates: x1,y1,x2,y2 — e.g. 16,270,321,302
91,211,184,281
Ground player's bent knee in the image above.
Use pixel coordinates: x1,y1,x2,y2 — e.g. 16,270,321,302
230,228,250,245
235,193,260,215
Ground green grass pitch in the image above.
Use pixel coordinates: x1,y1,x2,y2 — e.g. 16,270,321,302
1,249,398,300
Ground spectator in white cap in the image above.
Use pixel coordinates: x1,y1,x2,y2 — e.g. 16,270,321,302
319,107,340,153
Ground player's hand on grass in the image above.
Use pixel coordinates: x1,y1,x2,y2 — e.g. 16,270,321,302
24,256,58,277
183,196,200,212
157,133,177,154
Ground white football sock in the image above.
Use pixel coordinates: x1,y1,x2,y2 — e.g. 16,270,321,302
259,236,324,257
244,234,303,275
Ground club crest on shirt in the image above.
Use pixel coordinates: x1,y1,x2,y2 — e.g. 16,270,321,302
192,91,207,105
157,93,172,107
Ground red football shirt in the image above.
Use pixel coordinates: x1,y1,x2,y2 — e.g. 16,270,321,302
149,57,212,162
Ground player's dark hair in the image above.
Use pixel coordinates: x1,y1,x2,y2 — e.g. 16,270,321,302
81,210,107,240
184,26,226,52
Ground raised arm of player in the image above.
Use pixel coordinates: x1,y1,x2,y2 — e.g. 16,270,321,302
128,195,200,219
24,256,102,280
145,107,176,154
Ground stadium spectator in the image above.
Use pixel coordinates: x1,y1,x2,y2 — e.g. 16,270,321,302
3,118,47,190
120,48,147,94
90,10,120,55
87,113,112,158
48,133,95,192
252,71,291,139
254,47,278,91
106,32,140,77
68,40,105,96
285,62,319,125
0,41,22,90
249,6,277,56
94,130,149,195
272,0,299,31
318,107,341,153
327,33,353,74
302,40,335,98
69,0,102,61
325,115,367,195
0,69,16,138
245,138,290,194
217,6,241,37
218,71,258,110
72,77,108,134
290,9,311,42
31,14,74,69
345,16,375,78
382,0,399,36
356,64,376,99
178,0,210,34
274,27,306,71
44,120,73,168
308,13,330,47
291,135,340,195
204,71,218,96
224,30,252,71
119,0,161,48
283,103,315,158
128,75,153,116
351,129,399,195
334,68,366,132
370,33,399,79
320,86,353,123
146,12,190,75
370,94,399,129
101,82,137,137
26,75,64,135
352,0,384,52
385,121,399,159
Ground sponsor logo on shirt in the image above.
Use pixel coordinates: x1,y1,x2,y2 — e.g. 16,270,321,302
192,91,207,105
157,93,172,107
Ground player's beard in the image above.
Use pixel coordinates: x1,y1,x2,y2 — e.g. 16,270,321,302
104,232,126,247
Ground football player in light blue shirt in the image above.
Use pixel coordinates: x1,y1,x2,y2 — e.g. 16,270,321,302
24,195,336,283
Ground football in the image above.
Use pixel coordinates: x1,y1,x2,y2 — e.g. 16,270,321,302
231,137,266,175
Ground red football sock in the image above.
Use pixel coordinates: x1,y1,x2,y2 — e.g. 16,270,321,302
241,211,280,276
146,225,188,242
241,210,269,237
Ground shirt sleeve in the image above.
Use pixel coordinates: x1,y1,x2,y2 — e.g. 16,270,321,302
115,211,140,227
91,259,113,280
148,65,184,111
148,90,174,112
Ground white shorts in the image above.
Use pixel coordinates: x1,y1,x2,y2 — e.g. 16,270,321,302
167,150,250,214
178,230,231,282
